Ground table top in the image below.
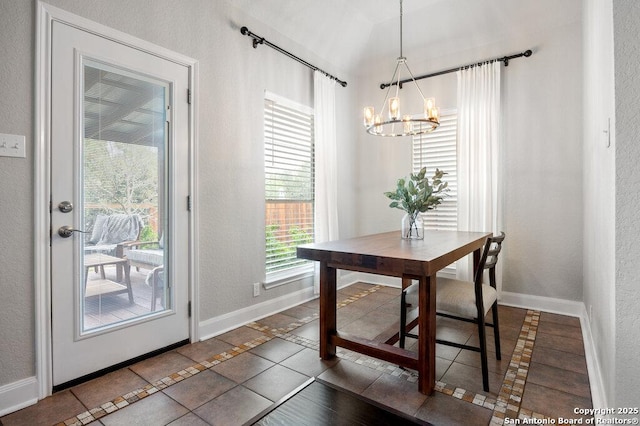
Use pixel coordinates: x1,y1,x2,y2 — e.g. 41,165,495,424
297,230,490,277
84,253,127,267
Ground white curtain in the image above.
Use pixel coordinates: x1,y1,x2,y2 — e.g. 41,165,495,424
456,61,503,292
313,71,339,294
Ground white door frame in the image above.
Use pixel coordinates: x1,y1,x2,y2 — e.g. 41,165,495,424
35,1,199,398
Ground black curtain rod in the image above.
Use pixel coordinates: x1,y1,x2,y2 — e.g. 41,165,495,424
240,26,348,87
380,49,533,89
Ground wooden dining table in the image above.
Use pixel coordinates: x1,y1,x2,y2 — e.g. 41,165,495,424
296,230,491,395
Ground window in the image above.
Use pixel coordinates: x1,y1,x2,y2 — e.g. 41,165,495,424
264,93,315,282
412,109,457,274
412,109,458,231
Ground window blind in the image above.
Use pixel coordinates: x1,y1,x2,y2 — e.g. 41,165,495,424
412,110,458,231
264,94,315,276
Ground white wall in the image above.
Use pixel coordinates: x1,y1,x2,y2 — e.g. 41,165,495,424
354,0,584,300
612,0,640,408
0,0,358,391
583,0,616,407
0,0,36,388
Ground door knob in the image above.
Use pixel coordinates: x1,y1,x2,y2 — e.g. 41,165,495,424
58,201,73,213
58,226,88,238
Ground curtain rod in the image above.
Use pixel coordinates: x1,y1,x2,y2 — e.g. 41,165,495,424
380,49,533,89
240,26,348,87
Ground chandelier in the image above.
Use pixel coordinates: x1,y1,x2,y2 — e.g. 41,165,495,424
363,0,439,137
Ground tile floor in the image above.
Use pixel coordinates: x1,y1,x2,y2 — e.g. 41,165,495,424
1,282,593,426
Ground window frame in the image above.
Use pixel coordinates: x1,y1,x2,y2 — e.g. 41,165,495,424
412,108,458,275
263,91,315,287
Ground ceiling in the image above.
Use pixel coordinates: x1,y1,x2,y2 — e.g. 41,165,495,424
228,0,581,76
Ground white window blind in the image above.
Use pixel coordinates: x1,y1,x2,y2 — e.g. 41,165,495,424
412,109,458,232
264,93,314,277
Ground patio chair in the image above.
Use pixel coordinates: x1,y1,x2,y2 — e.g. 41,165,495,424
84,213,144,281
126,235,165,311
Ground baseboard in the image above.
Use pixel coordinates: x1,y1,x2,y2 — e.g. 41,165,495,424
339,271,402,288
198,285,317,341
499,291,608,411
0,376,39,417
499,291,585,317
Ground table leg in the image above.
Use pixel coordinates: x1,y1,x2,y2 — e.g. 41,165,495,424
124,262,133,304
319,261,336,359
417,274,437,395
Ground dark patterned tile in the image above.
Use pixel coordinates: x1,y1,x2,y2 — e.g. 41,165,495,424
361,372,429,416
211,352,274,384
340,310,400,340
454,347,510,377
540,311,581,328
162,370,236,410
535,332,585,355
243,365,310,402
288,320,319,341
415,391,493,425
521,382,592,421
527,362,591,399
129,351,196,384
70,368,150,410
538,319,584,340
0,390,86,426
100,392,188,426
531,346,588,375
280,347,339,377
317,359,383,394
278,304,318,319
215,326,266,347
440,361,504,397
166,412,210,426
495,305,528,328
249,337,305,363
255,312,299,329
192,386,271,425
176,338,233,363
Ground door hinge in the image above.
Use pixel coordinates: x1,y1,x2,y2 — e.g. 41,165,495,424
187,195,192,211
188,301,192,317
187,89,192,105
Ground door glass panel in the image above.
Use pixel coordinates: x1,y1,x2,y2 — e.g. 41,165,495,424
81,59,169,333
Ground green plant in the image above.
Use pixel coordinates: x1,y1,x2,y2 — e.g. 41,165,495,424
385,167,449,238
139,225,158,243
385,167,449,216
265,224,313,273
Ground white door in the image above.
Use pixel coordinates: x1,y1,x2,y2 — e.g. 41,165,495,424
50,21,191,386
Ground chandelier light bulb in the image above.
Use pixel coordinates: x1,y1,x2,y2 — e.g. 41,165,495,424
389,97,400,120
430,107,439,121
374,114,382,133
403,115,412,133
364,106,375,127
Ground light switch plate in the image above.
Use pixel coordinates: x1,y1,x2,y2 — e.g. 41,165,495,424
0,133,26,158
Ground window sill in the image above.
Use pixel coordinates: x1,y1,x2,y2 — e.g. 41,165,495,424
263,265,314,290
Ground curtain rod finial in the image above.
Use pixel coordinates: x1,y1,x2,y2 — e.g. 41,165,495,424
524,49,533,57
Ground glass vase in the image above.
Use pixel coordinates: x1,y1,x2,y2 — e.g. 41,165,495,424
401,212,424,240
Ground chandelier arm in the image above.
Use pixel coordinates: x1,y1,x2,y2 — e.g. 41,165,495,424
394,63,402,101
402,61,427,101
399,0,404,59
378,60,403,114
